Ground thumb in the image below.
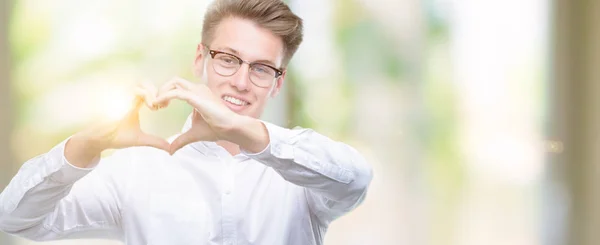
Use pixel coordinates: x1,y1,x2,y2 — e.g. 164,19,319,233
169,130,200,155
135,132,170,152
122,97,144,123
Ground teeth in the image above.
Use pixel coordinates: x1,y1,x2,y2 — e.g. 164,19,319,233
222,96,248,106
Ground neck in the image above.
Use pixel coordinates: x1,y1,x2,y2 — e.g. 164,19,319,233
216,140,241,156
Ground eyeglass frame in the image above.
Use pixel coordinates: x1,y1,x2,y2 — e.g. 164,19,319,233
205,48,284,88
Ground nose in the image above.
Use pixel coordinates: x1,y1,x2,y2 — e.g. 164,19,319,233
230,63,251,91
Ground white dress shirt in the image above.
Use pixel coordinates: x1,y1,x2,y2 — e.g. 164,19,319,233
0,119,372,245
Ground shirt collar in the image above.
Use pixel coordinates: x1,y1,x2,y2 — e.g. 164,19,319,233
180,112,249,161
181,113,193,133
181,113,210,155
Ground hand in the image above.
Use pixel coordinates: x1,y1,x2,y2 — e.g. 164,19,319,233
66,83,170,167
169,109,221,154
154,77,241,154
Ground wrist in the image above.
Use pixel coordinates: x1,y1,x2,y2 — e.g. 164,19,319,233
65,133,105,168
227,116,270,153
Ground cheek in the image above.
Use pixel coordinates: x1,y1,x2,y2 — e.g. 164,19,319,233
205,71,226,88
254,90,272,105
202,61,219,85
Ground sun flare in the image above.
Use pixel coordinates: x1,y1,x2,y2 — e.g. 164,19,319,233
100,90,136,121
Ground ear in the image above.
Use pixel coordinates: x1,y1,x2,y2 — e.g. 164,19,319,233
192,43,206,78
270,70,286,98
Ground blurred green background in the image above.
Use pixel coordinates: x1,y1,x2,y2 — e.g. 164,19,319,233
2,0,599,245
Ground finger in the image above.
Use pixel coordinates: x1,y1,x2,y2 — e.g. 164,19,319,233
121,97,143,124
132,96,144,109
154,89,196,108
136,132,171,152
158,78,178,94
169,130,200,155
133,87,156,109
138,82,159,96
144,83,160,110
133,82,159,109
170,77,195,91
156,81,178,108
155,77,194,108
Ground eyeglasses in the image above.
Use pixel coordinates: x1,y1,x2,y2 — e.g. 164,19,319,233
207,49,283,88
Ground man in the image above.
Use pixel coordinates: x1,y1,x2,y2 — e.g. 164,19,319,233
0,0,373,244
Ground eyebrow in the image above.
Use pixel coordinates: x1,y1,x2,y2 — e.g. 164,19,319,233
217,46,279,68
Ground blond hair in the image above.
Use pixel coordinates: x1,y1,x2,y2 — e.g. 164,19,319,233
202,0,304,68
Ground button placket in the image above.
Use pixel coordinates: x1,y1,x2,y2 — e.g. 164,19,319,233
221,159,237,244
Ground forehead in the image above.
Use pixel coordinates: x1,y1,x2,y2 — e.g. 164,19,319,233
209,17,284,67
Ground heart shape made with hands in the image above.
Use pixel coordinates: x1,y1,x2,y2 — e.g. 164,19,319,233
116,77,237,155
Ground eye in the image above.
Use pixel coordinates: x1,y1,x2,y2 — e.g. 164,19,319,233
253,66,266,74
252,64,273,75
219,56,236,64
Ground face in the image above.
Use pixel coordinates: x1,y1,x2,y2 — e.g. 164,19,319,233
193,17,286,119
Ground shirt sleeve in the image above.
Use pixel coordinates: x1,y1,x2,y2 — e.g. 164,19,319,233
0,137,133,241
242,122,373,225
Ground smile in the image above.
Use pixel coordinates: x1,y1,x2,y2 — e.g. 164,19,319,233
222,95,249,106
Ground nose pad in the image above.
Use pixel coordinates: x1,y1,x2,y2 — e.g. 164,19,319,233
230,63,251,91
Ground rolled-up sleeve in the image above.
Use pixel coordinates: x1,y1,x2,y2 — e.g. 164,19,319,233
242,122,373,225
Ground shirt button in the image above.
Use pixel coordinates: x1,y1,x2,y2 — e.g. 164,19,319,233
225,190,231,195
